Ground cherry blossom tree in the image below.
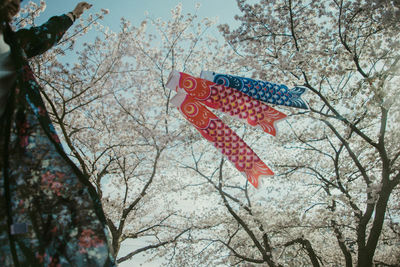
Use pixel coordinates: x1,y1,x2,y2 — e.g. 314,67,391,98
15,0,400,266
15,1,238,264
165,0,400,266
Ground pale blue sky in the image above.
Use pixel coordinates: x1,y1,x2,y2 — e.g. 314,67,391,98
27,0,240,33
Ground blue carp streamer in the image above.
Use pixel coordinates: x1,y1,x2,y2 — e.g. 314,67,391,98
201,71,308,109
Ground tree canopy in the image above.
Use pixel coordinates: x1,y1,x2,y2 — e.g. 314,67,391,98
17,0,400,266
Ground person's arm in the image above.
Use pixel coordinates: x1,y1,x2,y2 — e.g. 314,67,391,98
14,2,92,58
15,14,73,58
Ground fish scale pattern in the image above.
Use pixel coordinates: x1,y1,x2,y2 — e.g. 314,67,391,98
201,71,308,110
206,83,286,136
